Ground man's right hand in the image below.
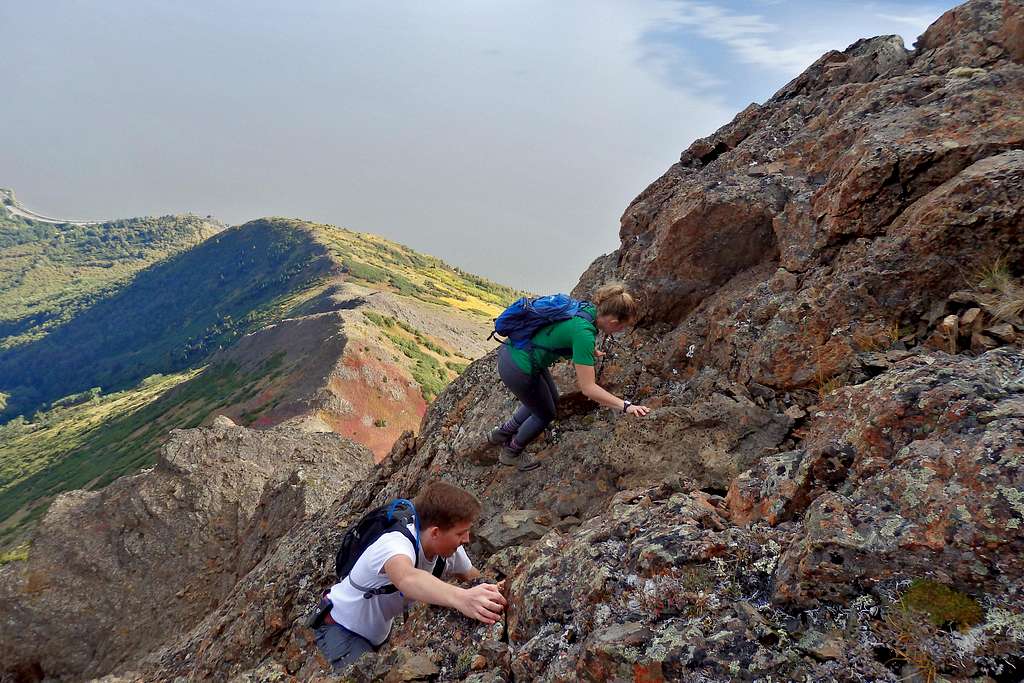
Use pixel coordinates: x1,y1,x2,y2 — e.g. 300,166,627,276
456,583,507,624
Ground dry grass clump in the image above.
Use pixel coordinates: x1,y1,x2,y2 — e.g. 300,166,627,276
974,257,1024,322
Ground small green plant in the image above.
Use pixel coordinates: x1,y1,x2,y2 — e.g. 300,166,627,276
362,311,395,328
0,543,29,565
899,579,983,629
445,361,468,375
261,350,287,372
373,418,388,428
382,331,450,401
345,260,389,284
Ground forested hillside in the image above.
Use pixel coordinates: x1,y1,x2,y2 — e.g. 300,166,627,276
0,196,223,351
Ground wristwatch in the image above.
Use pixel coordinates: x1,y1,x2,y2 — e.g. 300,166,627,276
622,400,632,413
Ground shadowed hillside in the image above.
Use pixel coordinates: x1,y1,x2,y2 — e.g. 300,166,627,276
0,219,332,421
0,194,223,351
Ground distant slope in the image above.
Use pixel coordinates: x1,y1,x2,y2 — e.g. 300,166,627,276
0,217,519,421
0,215,519,548
0,190,223,349
0,219,333,421
302,218,519,315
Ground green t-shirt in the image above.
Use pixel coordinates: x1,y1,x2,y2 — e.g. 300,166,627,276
507,304,598,374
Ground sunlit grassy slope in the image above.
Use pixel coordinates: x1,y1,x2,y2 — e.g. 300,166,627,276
299,218,519,317
0,358,290,547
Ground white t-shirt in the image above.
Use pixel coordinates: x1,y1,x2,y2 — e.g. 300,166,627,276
326,522,473,645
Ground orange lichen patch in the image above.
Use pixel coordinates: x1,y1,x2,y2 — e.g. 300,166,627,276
815,337,855,378
858,424,897,460
264,611,286,632
633,662,666,683
24,571,50,594
918,514,952,551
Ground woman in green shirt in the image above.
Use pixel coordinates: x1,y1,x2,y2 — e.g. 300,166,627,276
489,283,650,471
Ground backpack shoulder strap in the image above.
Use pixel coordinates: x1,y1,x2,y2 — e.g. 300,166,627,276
530,303,597,356
347,525,419,598
575,303,596,325
347,501,423,599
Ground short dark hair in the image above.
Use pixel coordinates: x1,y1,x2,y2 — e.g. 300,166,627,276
413,480,481,530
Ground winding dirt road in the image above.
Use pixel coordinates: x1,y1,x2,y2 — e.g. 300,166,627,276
1,190,105,226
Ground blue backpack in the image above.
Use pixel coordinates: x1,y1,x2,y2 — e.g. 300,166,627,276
489,294,595,351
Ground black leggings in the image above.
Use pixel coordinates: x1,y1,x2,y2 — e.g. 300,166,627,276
496,345,558,451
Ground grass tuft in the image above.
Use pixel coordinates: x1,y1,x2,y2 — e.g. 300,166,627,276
972,257,1024,322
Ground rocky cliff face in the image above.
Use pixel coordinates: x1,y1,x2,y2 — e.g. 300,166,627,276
2,1,1022,681
0,419,373,681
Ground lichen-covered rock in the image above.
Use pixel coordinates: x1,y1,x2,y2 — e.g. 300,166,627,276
477,510,550,554
773,349,1024,607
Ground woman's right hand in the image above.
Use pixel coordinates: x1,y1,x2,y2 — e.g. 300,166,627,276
626,404,650,417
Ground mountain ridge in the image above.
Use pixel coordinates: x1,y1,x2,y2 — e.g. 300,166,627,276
0,214,518,551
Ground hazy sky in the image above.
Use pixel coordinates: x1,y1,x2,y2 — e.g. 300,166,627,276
1,0,957,292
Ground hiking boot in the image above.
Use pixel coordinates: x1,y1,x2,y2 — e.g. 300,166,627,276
487,427,512,447
498,446,541,471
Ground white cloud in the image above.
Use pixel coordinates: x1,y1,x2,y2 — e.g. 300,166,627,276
661,1,834,74
873,10,941,41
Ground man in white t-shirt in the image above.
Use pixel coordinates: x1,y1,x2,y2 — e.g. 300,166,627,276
313,481,505,672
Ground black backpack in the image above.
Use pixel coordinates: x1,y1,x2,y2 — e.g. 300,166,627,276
334,498,445,599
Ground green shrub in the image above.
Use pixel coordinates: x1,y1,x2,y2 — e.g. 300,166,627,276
899,579,984,629
345,260,389,284
0,543,28,565
382,331,449,401
445,361,468,374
